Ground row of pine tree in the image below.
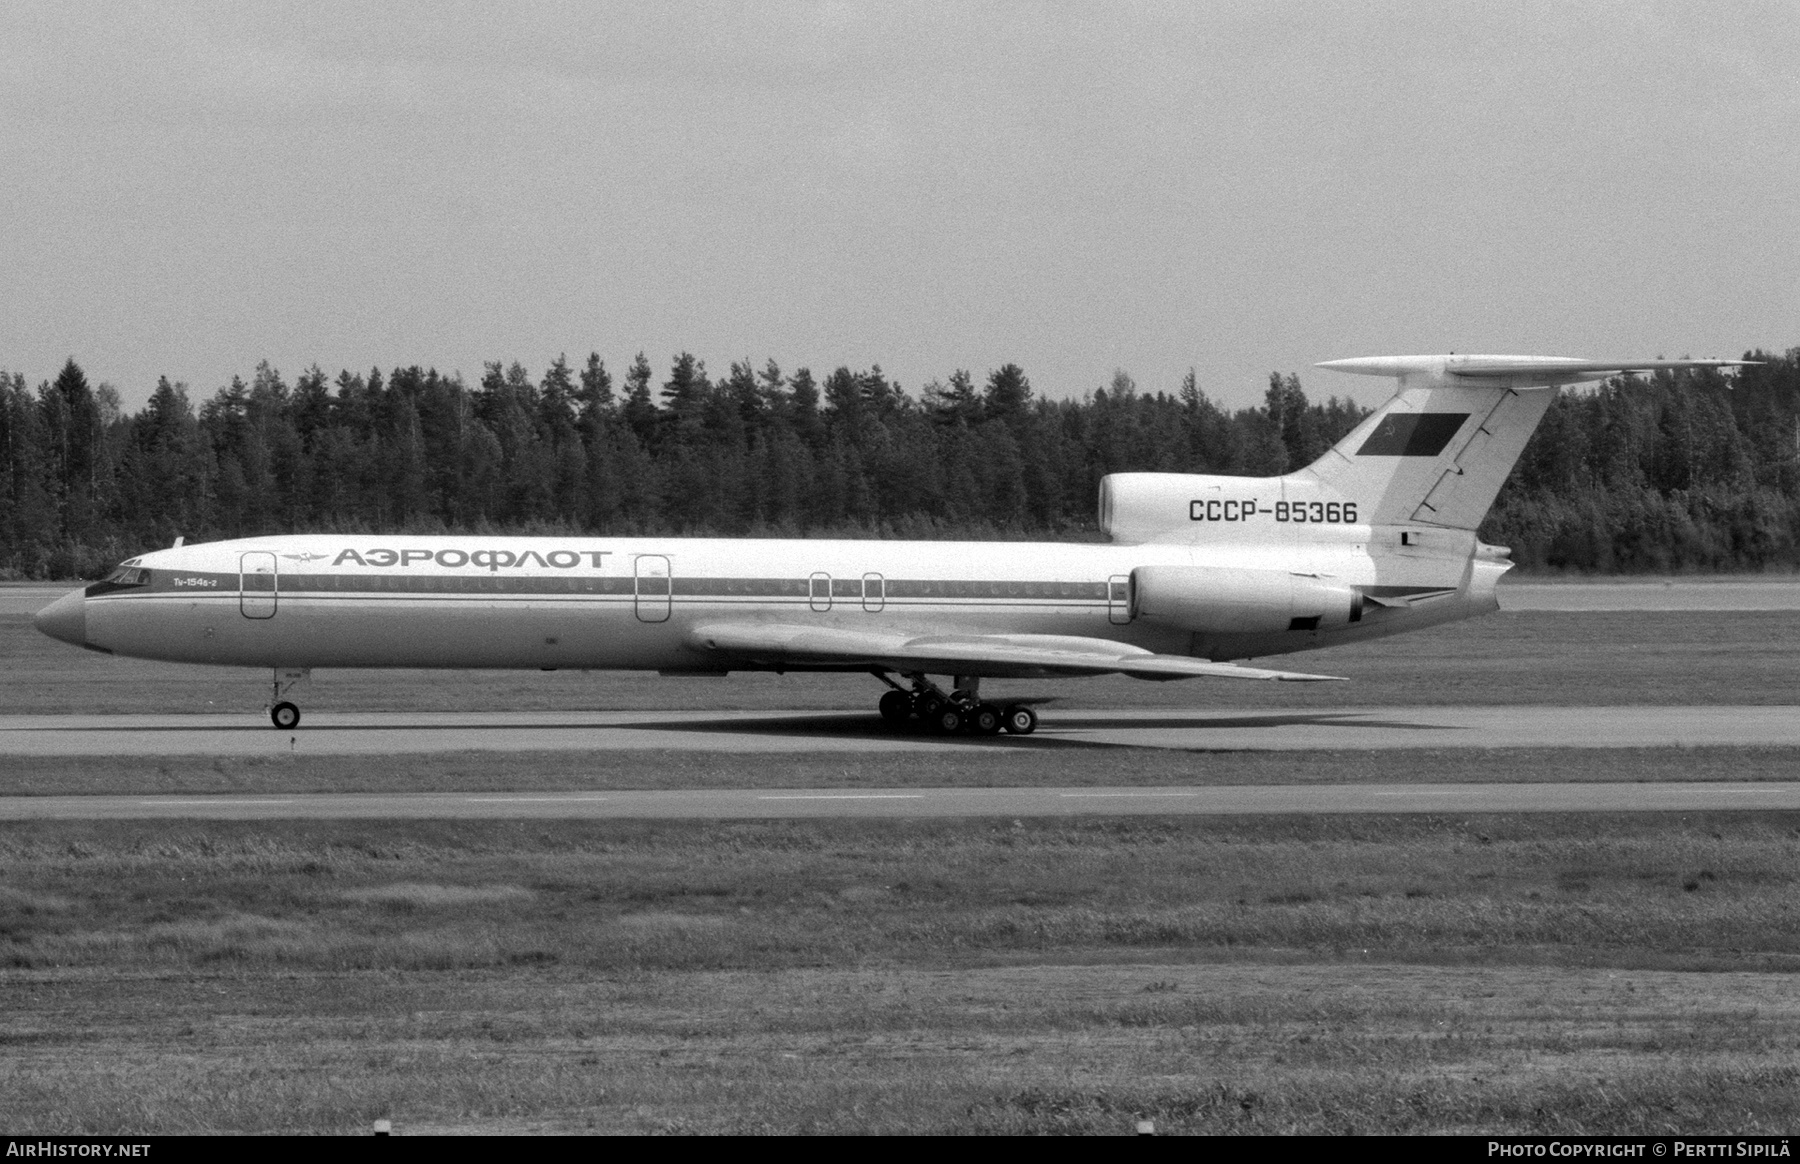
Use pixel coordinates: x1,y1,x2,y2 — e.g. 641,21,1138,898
2,349,1796,579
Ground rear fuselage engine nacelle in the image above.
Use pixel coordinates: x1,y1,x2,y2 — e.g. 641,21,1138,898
1131,566,1364,635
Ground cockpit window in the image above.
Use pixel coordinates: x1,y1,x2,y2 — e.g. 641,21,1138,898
104,566,150,586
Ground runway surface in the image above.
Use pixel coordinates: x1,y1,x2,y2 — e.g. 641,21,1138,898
0,705,1797,755
4,781,1797,820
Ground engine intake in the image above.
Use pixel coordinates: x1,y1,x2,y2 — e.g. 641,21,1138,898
1131,565,1363,635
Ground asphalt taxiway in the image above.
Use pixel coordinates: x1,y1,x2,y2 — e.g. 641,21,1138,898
0,705,1797,756
2,781,1796,820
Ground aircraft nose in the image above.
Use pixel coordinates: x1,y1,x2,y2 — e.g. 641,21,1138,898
34,589,87,647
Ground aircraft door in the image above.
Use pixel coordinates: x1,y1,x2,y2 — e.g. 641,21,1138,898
634,555,671,623
240,552,278,619
862,573,884,612
1108,573,1132,625
809,572,832,612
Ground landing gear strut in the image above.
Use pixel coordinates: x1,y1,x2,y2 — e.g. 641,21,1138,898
871,671,1037,736
268,668,309,730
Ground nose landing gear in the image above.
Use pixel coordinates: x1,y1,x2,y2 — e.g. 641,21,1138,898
267,668,310,730
872,672,1038,736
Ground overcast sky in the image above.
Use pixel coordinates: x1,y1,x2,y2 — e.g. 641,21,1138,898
4,1,1796,412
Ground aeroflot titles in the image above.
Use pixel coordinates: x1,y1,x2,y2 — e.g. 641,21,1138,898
330,548,614,571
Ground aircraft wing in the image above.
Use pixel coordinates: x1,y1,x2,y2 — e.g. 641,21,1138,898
687,623,1345,682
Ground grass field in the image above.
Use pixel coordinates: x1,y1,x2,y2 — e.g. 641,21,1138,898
5,813,1800,1134
6,608,1800,1134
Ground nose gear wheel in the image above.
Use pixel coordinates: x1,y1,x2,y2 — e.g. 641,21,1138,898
266,668,310,731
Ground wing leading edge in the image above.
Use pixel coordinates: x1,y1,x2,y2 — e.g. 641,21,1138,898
687,623,1345,682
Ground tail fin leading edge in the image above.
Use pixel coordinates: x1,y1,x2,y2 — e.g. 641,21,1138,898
1305,354,1753,530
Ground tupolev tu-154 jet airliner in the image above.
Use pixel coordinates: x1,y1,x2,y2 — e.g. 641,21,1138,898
34,354,1750,734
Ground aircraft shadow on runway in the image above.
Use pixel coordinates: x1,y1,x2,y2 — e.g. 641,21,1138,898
26,709,1458,747
608,710,1457,746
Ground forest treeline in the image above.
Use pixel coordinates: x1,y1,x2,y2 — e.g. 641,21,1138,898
2,348,1797,578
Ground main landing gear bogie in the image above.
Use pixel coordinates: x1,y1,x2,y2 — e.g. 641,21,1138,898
878,690,913,725
875,674,1038,736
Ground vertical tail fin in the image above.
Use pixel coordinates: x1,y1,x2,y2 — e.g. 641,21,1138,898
1303,355,1752,530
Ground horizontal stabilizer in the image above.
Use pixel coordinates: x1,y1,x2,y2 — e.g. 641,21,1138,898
1317,355,1756,390
689,623,1345,682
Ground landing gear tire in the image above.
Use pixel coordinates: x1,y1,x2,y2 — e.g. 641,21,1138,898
270,701,301,731
878,690,913,726
1002,705,1037,735
971,703,1004,735
929,705,964,735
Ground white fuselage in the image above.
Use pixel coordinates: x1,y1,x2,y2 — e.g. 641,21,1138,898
68,528,1500,674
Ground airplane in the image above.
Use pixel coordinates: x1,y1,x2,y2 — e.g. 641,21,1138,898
33,354,1751,735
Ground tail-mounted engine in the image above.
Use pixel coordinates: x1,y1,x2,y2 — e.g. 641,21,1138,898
1101,473,1269,545
1131,565,1364,634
